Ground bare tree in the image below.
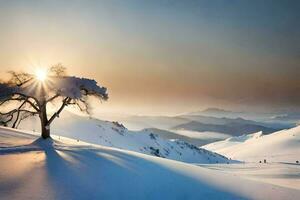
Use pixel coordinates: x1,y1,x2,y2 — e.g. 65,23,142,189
0,64,108,139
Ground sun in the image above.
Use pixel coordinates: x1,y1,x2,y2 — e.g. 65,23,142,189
35,69,47,82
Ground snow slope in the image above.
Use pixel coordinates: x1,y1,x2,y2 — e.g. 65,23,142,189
199,163,300,190
203,127,300,163
0,127,299,200
143,128,231,146
203,131,264,152
16,111,231,164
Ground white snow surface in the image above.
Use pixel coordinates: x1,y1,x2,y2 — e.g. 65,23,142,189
47,76,108,99
0,127,299,200
17,111,231,164
0,75,108,101
203,127,300,162
199,163,300,190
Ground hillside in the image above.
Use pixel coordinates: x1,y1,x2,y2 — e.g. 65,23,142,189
145,128,230,146
16,111,231,164
203,126,300,163
100,112,289,146
0,127,299,200
203,132,264,152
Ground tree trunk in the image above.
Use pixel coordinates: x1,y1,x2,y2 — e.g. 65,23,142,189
41,118,50,139
40,101,50,139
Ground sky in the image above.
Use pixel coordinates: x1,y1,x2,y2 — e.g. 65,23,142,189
0,0,299,115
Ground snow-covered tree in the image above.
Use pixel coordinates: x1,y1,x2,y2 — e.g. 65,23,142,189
0,64,108,139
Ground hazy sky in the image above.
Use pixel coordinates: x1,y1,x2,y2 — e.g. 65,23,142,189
0,0,299,114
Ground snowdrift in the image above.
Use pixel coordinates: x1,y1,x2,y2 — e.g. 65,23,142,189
0,127,299,200
203,127,300,163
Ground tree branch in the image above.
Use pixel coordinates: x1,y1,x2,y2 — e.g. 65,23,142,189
17,77,33,87
25,98,40,112
0,113,13,125
46,94,60,103
0,97,24,106
8,71,33,87
47,97,70,126
0,95,40,112
13,93,40,111
12,98,28,128
15,110,38,128
0,97,39,128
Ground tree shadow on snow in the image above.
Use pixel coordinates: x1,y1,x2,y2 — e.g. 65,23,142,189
0,137,247,200
39,140,247,200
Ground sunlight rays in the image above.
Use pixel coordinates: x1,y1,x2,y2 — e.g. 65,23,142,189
35,69,47,82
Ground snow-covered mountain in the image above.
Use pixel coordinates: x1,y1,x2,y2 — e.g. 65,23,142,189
203,126,300,163
186,108,298,128
101,112,290,147
179,114,292,129
16,111,231,164
142,128,230,147
271,113,300,124
1,127,299,200
103,112,292,131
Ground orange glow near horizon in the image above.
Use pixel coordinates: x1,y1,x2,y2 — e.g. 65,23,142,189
0,1,299,114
